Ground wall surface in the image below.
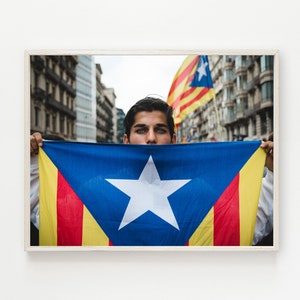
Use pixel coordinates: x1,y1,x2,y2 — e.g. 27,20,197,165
1,0,298,299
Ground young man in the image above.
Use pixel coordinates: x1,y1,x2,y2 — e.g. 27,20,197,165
30,96,274,245
123,97,176,145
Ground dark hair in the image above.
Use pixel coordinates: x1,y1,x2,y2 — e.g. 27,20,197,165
124,97,175,139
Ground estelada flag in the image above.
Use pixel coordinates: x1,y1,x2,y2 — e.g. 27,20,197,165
38,141,265,246
167,55,215,128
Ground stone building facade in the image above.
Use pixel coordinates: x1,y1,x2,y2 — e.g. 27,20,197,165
30,55,78,140
178,55,274,142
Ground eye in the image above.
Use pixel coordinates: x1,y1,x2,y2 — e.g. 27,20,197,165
135,128,147,134
155,127,167,134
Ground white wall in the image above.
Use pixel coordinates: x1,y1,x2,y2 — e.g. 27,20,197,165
1,0,298,299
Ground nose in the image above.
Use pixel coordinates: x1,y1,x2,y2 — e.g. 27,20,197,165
146,129,157,144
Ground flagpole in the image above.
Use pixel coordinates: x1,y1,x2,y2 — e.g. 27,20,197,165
213,96,222,141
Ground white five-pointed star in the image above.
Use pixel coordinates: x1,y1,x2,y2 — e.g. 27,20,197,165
106,156,190,230
197,57,208,81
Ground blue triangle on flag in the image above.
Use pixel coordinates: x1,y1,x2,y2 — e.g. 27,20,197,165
190,55,214,88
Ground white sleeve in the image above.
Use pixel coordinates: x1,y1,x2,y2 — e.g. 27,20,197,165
30,155,40,229
252,170,273,245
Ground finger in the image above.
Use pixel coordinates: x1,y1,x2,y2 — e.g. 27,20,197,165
32,132,43,147
30,133,43,155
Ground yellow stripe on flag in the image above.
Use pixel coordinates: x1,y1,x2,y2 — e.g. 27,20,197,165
239,148,266,245
38,148,58,246
189,207,214,246
82,206,110,246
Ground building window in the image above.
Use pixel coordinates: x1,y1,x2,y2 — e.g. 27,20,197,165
235,56,246,69
224,106,234,122
260,114,267,135
53,115,56,132
224,55,233,63
46,81,49,95
52,85,56,99
223,69,233,82
34,107,39,127
34,71,38,87
46,113,50,130
252,118,257,136
60,89,64,103
261,81,273,101
60,116,65,134
260,56,274,72
223,87,234,102
236,75,247,91
236,97,248,114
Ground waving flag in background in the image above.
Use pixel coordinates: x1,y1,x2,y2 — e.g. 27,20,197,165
167,55,215,128
38,141,265,246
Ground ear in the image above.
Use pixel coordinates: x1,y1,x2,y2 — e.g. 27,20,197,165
171,134,176,144
123,134,130,144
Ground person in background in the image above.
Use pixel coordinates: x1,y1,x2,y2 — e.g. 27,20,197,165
30,97,274,246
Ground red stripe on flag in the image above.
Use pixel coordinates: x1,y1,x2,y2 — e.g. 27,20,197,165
168,56,199,97
180,88,210,112
170,75,196,109
214,174,240,246
57,171,84,246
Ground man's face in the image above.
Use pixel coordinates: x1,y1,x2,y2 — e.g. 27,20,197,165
123,111,176,145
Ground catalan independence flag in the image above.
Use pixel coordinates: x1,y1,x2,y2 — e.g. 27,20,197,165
38,141,265,246
167,55,215,128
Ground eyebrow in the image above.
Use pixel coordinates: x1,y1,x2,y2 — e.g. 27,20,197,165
133,123,169,129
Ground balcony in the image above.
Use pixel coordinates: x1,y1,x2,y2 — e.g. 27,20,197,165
223,97,235,106
260,70,273,84
235,89,248,98
236,111,244,120
51,55,59,63
69,55,78,64
244,108,254,117
31,56,44,72
59,78,76,97
45,66,60,83
46,94,76,119
261,99,273,109
31,87,46,101
223,113,237,126
246,76,260,92
254,102,261,111
234,66,247,76
59,57,67,69
66,66,76,80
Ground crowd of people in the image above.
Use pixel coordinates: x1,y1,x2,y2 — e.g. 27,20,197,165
30,97,274,246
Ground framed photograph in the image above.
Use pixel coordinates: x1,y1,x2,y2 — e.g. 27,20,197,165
24,50,278,251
